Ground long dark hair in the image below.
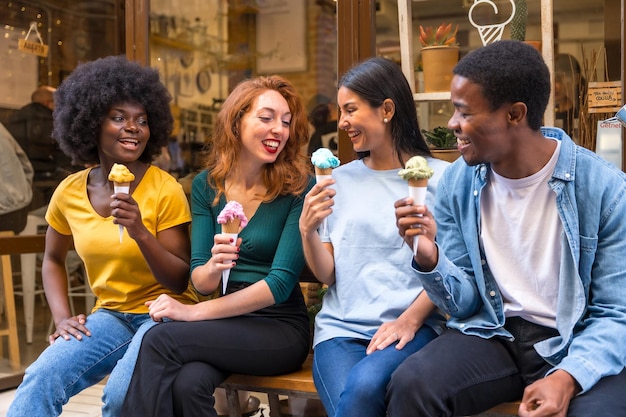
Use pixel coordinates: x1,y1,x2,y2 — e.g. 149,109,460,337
338,57,431,164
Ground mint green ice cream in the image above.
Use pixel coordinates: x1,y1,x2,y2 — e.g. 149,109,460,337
398,156,434,181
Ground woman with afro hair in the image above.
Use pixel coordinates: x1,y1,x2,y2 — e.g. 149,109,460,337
7,55,198,417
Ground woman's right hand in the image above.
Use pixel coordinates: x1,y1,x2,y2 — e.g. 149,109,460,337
394,197,439,269
49,314,91,344
191,233,242,294
299,178,336,237
208,233,242,273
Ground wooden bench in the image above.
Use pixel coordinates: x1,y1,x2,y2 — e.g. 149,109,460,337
220,356,521,417
220,354,317,417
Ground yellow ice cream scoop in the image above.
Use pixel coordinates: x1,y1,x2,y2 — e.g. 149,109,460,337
108,163,135,243
108,163,135,183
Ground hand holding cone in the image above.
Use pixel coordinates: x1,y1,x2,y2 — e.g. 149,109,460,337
398,156,433,256
108,163,135,243
217,201,248,294
311,148,340,236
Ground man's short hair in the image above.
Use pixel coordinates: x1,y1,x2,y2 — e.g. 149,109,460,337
453,40,550,130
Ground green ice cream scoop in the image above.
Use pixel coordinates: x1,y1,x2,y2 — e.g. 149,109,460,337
398,156,434,181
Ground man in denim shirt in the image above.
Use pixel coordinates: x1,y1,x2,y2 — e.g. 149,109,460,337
388,40,626,417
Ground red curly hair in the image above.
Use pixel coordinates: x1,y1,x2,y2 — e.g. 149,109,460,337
203,75,312,205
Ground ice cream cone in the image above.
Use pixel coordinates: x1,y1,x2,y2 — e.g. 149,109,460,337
314,167,333,237
114,182,130,243
221,232,238,294
408,178,428,188
477,25,505,46
108,163,135,244
221,219,241,234
217,201,249,294
399,156,434,257
408,180,428,256
311,148,339,185
314,167,333,176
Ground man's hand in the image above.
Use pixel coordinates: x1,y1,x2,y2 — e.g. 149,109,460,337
394,197,438,269
518,370,580,417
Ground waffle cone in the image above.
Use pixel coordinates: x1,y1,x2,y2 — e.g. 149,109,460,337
222,219,241,233
408,178,428,187
314,167,333,176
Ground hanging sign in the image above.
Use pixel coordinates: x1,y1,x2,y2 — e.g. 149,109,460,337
587,81,622,114
18,22,49,58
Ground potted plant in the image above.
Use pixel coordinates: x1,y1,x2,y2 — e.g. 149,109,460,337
419,23,459,93
510,0,541,51
422,126,461,162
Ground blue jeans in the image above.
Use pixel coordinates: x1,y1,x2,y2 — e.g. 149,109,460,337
7,309,157,417
313,325,437,417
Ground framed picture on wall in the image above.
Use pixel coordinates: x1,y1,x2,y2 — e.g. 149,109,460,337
256,0,307,73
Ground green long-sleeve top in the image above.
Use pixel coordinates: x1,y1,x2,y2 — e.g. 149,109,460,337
190,170,314,304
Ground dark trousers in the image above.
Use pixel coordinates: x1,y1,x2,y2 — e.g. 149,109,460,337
120,315,310,417
386,317,626,417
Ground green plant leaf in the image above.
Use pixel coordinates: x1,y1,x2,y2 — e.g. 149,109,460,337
422,126,457,149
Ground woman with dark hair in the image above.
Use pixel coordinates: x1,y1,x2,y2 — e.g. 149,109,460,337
121,75,314,416
7,55,198,417
298,57,449,417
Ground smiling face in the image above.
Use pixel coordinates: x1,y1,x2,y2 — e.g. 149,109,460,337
448,75,513,168
337,86,388,155
238,89,291,165
99,101,149,164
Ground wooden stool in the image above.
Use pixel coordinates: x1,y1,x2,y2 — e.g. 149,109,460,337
0,231,21,370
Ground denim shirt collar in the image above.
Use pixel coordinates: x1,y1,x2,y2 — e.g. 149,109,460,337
473,127,576,186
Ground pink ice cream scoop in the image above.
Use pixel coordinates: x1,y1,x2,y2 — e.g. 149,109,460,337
217,201,249,232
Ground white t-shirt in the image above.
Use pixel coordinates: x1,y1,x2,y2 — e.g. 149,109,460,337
480,140,562,328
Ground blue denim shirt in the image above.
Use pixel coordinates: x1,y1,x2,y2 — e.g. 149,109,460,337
414,127,626,392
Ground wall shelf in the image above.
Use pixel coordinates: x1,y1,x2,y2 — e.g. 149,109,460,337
414,92,451,102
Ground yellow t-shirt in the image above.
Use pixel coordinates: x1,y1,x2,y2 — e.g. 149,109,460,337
46,165,198,313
